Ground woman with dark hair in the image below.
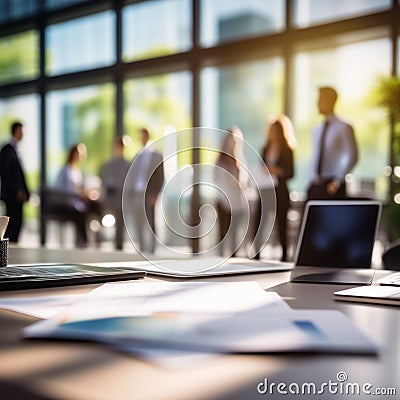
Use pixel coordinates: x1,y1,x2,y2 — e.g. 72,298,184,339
54,143,91,247
253,115,296,261
56,144,87,197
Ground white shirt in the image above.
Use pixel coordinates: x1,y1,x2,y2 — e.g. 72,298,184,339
132,149,153,193
310,114,358,183
55,165,83,193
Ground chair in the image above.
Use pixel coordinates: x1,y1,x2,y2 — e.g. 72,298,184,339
382,240,400,270
41,186,90,246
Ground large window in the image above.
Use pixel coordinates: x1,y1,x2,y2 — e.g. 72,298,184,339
123,71,192,159
293,0,391,28
0,0,91,23
201,0,285,47
201,58,284,160
123,72,192,248
291,37,391,195
0,0,39,23
46,11,115,76
46,84,115,186
200,58,284,253
0,30,39,84
46,0,88,10
123,0,191,61
0,0,398,249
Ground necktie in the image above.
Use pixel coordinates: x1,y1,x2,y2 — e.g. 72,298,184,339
317,120,329,177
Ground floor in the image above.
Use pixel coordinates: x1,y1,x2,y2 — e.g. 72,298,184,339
17,218,288,261
16,216,387,267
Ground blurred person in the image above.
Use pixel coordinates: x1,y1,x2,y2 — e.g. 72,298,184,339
101,136,131,250
307,86,357,200
0,121,30,242
126,128,164,254
253,115,295,261
55,143,100,247
214,127,248,257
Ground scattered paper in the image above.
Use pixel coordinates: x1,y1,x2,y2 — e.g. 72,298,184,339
335,285,400,306
0,294,81,319
23,281,377,356
43,281,291,323
24,309,377,355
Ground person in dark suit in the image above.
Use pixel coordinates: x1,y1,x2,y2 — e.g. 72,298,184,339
126,128,164,253
0,121,30,242
253,115,295,261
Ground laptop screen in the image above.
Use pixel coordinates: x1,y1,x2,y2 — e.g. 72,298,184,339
295,201,381,269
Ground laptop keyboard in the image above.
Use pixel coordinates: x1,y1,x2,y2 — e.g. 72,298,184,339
0,264,145,290
1,266,91,278
378,272,400,287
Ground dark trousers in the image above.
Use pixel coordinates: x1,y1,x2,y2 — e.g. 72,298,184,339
253,186,289,261
4,199,23,243
217,203,231,247
276,186,290,261
217,202,242,257
114,209,125,250
130,193,157,253
307,180,346,201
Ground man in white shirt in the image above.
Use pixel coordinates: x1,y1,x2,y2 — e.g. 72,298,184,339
126,128,164,254
307,86,358,200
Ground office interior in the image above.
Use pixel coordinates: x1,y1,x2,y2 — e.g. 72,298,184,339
0,0,399,259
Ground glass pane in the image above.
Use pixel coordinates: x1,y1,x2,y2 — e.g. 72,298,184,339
123,72,192,251
46,84,115,185
0,0,40,23
46,0,88,10
0,95,40,237
293,0,391,28
201,0,285,47
201,58,284,158
291,38,391,198
123,0,191,61
0,30,39,84
123,72,192,158
200,58,284,254
46,11,115,75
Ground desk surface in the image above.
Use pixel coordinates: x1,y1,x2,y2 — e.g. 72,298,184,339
0,247,399,400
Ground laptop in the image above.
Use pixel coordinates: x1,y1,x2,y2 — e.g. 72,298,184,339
290,200,382,284
0,263,146,291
